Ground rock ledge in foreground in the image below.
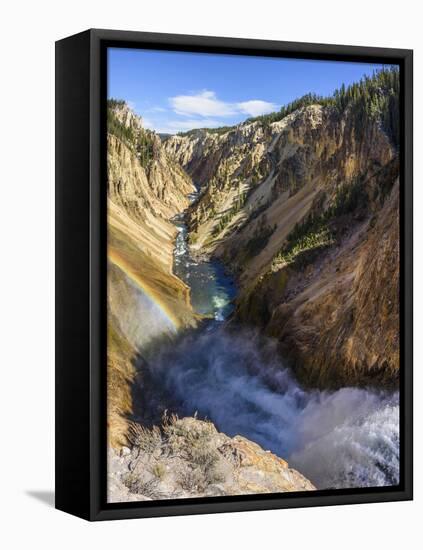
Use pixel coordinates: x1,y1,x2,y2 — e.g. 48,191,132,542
108,416,315,502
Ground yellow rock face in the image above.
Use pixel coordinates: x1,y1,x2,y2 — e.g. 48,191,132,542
107,110,198,446
267,177,400,388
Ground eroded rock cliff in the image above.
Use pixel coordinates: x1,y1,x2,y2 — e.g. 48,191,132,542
107,103,197,446
165,92,399,388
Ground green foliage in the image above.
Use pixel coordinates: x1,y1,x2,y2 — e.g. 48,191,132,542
275,177,366,268
107,108,136,146
245,93,334,126
107,98,127,109
332,66,400,147
195,67,400,149
253,67,399,147
275,228,334,268
177,125,236,137
324,178,366,218
107,99,155,169
211,186,247,237
136,131,155,169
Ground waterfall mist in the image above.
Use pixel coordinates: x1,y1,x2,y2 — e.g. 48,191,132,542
141,326,399,490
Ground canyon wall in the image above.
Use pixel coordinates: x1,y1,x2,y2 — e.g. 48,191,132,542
165,98,399,388
107,103,197,446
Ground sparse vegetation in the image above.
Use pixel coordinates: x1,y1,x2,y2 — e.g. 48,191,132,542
108,98,127,109
136,131,155,169
245,92,334,126
274,177,367,269
121,415,227,498
274,228,334,268
107,107,136,146
248,67,399,147
128,422,162,454
187,67,399,149
211,186,247,237
122,473,161,498
149,462,167,480
177,467,205,492
177,125,236,137
107,99,155,168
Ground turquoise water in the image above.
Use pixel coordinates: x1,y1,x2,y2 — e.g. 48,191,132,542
173,215,236,322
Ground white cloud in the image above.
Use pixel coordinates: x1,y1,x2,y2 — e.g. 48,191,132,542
170,90,237,117
142,90,279,134
169,89,278,120
237,99,277,117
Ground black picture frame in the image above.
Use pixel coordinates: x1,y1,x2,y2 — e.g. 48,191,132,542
55,28,413,521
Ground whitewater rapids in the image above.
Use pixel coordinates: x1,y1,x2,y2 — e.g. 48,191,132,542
143,326,399,490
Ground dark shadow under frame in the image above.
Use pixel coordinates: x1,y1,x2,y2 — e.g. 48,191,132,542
55,28,413,521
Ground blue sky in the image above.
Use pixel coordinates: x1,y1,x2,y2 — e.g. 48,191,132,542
108,48,386,134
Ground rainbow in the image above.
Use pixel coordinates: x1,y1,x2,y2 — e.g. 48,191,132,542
108,247,180,329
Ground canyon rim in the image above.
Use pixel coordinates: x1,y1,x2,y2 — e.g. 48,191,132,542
106,48,400,502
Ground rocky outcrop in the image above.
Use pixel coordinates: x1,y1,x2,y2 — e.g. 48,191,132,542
108,416,315,502
111,101,144,131
166,100,399,388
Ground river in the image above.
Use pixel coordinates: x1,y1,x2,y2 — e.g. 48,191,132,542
139,201,400,491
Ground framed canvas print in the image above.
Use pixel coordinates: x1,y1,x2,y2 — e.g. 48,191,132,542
55,29,413,521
